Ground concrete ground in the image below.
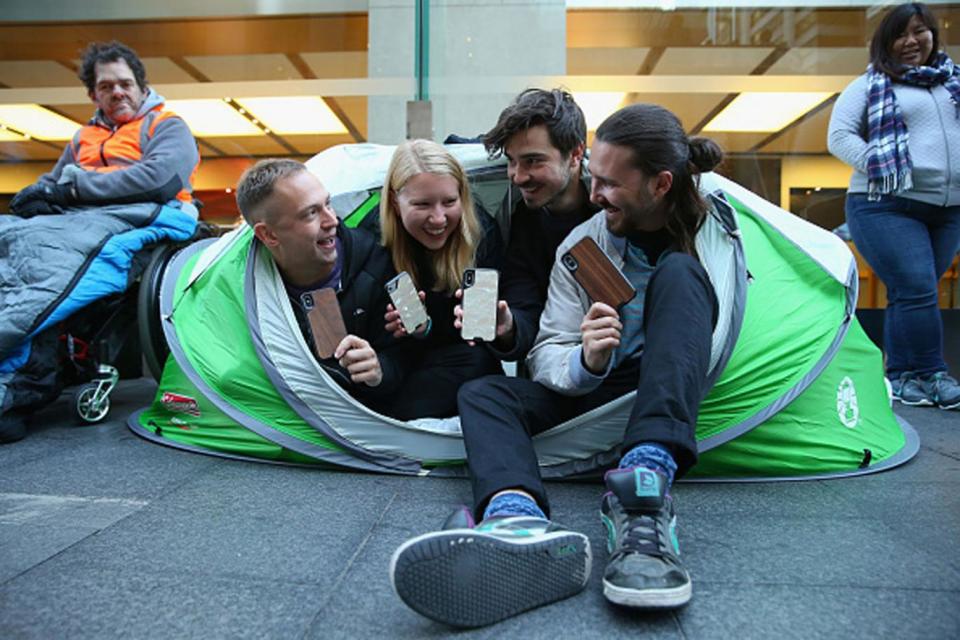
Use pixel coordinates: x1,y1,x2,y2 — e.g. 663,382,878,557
1,378,957,639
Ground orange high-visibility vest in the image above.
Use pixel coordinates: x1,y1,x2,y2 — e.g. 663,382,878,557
70,106,199,204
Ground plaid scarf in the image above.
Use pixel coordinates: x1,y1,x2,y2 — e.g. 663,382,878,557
866,51,960,200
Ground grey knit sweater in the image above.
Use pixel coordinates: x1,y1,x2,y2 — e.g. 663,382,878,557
827,72,960,207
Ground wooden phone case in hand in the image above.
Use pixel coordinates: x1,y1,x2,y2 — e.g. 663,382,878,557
305,288,347,359
561,237,637,310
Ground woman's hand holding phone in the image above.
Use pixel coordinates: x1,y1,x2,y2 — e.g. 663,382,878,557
385,290,428,338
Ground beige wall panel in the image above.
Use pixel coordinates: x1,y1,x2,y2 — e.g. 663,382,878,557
186,54,302,82
141,57,199,84
204,136,288,156
653,47,773,75
0,61,78,88
757,107,833,155
766,47,868,75
567,48,650,75
300,52,368,79
0,141,64,163
780,156,854,208
284,133,358,156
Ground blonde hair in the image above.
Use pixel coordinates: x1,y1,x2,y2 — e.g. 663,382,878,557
380,139,481,295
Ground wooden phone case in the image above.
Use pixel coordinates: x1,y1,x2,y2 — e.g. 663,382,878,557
305,288,347,359
562,237,636,310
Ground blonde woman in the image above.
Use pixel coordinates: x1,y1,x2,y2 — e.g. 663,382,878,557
378,139,503,420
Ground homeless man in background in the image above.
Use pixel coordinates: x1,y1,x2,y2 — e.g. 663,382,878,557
391,104,725,627
452,88,597,362
9,40,198,217
235,159,404,405
0,40,200,444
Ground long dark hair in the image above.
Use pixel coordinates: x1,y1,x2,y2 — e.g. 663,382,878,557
869,2,940,78
594,103,723,257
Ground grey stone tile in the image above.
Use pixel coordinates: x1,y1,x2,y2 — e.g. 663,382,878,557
0,564,324,639
0,523,96,584
0,422,220,501
680,515,959,591
678,582,960,639
44,463,405,585
307,486,681,640
0,492,147,528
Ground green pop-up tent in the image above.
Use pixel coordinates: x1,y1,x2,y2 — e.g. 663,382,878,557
128,143,918,480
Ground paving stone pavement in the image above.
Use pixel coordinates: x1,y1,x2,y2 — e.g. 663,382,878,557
1,378,957,639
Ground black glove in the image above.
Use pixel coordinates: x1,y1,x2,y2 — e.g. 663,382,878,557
10,182,75,214
9,198,60,218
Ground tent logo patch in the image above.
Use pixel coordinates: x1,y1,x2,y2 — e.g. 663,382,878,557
161,392,201,417
836,376,859,429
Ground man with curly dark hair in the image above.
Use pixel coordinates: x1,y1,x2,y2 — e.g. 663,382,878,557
9,40,199,218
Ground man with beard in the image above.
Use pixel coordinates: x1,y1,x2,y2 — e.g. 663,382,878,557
456,88,597,361
391,104,725,627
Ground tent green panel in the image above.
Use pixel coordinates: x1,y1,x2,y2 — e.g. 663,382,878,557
163,233,346,455
697,198,847,440
691,318,902,478
137,355,320,465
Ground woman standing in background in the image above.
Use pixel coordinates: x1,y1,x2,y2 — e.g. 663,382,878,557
828,2,960,410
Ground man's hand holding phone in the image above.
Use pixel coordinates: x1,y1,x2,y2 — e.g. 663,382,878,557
581,302,621,375
334,335,383,387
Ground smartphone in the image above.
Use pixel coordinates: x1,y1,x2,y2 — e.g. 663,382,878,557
460,268,498,342
303,288,347,359
385,271,429,334
561,237,636,310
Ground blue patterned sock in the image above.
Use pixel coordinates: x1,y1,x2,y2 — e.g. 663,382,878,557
619,442,677,487
483,491,546,520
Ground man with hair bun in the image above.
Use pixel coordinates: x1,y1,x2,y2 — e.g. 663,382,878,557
391,103,725,627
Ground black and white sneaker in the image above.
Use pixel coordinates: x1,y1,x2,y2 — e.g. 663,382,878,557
601,467,692,609
390,515,592,628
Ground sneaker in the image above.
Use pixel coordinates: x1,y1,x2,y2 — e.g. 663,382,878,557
390,516,592,627
891,373,933,407
601,467,691,609
919,372,960,411
0,412,27,444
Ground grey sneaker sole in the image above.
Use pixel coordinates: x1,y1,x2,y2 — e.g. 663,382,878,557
937,398,960,411
897,396,934,407
390,528,592,628
602,577,692,609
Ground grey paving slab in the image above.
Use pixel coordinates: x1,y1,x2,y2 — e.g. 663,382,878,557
43,463,407,586
0,492,148,583
0,563,325,640
0,416,220,501
0,522,96,583
308,482,682,640
0,379,957,638
681,514,960,591
679,582,960,640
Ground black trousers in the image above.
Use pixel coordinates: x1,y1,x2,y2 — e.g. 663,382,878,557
377,341,502,421
457,253,718,518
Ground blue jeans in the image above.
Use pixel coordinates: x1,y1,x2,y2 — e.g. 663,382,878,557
845,193,960,379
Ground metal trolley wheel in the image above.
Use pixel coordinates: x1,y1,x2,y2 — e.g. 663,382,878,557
74,383,111,424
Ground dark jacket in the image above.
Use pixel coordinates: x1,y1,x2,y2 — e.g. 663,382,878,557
287,225,402,399
413,208,504,348
489,178,597,362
